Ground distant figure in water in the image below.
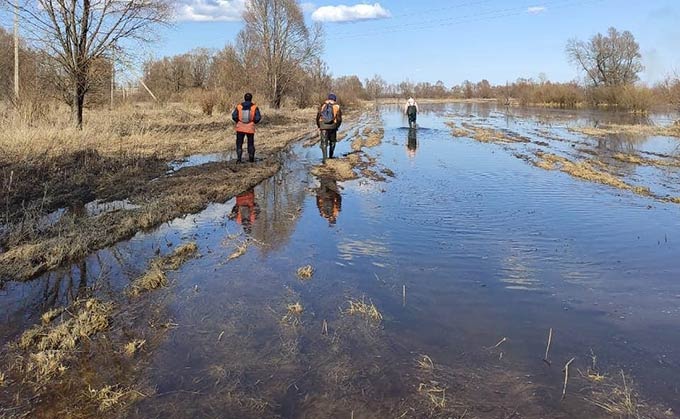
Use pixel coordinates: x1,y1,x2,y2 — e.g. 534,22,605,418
230,189,259,234
405,97,418,129
407,128,417,158
316,178,342,225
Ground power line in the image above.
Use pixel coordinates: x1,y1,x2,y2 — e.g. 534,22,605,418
332,0,605,41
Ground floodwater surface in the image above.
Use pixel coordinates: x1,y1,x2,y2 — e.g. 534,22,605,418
2,103,680,418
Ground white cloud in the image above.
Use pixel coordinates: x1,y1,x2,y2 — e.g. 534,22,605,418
175,0,246,22
301,2,317,13
527,6,547,15
311,2,391,22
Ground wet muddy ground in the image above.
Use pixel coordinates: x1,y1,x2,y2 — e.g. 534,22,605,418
1,103,680,418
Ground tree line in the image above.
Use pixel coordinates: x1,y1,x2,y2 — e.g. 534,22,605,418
2,0,679,128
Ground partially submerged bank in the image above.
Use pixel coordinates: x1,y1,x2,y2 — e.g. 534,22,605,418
446,118,680,203
0,160,281,282
0,241,199,416
0,108,319,282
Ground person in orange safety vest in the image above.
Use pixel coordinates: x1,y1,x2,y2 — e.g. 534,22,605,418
316,178,342,225
231,93,262,163
230,189,258,233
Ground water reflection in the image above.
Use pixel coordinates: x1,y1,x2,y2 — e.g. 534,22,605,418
229,189,259,234
316,177,342,225
406,128,418,158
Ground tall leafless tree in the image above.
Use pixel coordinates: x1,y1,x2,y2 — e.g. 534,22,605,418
18,0,171,127
566,27,644,87
239,0,322,108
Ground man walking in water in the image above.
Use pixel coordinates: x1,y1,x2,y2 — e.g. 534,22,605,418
405,97,418,129
232,93,262,163
317,93,342,162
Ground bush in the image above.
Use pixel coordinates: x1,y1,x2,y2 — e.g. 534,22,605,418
198,91,217,116
588,85,654,112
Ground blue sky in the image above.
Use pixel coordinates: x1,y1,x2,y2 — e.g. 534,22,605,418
4,0,680,86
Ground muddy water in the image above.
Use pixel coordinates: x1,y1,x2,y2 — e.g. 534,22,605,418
2,103,680,417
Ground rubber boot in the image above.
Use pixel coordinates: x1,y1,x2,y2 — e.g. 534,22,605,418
329,142,336,159
248,154,255,163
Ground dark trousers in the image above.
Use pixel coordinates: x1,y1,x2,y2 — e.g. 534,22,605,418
236,132,255,162
408,114,417,129
320,129,337,161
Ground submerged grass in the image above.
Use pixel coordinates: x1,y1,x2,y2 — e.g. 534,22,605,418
128,242,198,296
228,241,249,260
15,299,112,384
582,370,665,418
570,123,680,139
296,265,314,280
533,152,653,197
123,339,146,357
345,297,383,322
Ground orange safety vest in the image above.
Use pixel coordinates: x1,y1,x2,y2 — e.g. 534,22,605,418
236,103,258,134
235,190,256,225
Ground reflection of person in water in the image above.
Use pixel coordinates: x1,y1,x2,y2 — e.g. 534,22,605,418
230,189,259,233
316,178,342,225
406,128,418,158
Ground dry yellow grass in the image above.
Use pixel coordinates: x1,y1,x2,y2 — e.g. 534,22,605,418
445,121,472,137
416,354,435,371
123,339,146,357
15,299,112,383
533,152,652,196
584,370,652,417
0,103,317,161
418,382,446,409
296,265,314,280
19,299,112,352
570,123,680,139
128,242,198,296
345,297,383,322
228,241,248,260
612,152,680,168
287,302,304,315
310,158,358,181
88,385,129,412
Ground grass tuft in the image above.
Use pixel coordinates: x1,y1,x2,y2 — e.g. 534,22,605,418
128,241,198,296
296,265,314,280
123,339,146,357
345,297,383,322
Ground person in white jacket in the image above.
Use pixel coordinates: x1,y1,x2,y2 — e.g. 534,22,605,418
405,97,418,129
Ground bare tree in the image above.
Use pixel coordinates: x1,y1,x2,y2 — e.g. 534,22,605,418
18,0,171,127
239,0,323,108
566,27,643,87
365,74,386,100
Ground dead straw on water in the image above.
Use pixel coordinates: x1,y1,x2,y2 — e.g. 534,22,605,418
345,297,383,322
296,265,314,280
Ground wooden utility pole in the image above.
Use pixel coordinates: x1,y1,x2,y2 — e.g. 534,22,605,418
110,47,115,109
13,0,19,100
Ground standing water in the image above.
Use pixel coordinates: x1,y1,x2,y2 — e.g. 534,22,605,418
1,103,679,418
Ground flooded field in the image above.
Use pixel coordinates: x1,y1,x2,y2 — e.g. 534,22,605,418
1,103,680,418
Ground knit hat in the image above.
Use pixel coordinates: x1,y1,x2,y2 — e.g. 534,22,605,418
328,93,337,101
